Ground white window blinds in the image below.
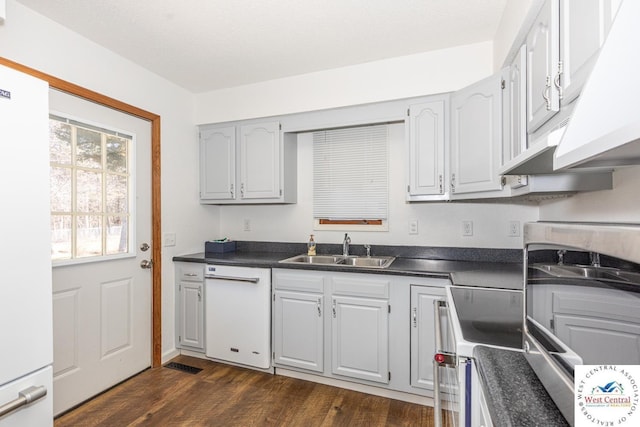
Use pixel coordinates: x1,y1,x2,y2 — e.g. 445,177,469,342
313,125,388,220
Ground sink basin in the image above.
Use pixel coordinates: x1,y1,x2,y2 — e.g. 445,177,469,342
279,255,344,264
339,256,395,268
533,264,638,282
279,254,395,269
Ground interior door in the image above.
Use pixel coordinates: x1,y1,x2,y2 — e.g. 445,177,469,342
49,89,152,415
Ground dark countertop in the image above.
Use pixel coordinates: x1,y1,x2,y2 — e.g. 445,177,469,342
473,346,569,427
173,251,524,290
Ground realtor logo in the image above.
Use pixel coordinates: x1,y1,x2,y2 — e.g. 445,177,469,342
575,365,639,426
0,89,10,99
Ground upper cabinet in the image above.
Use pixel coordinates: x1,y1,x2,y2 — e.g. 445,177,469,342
501,0,621,175
406,97,448,200
502,45,527,166
450,73,505,196
199,121,297,204
526,0,560,134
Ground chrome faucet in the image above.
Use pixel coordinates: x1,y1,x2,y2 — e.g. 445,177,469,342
557,250,566,265
342,233,351,257
590,252,601,267
364,244,371,257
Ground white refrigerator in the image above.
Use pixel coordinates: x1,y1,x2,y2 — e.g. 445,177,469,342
0,64,54,425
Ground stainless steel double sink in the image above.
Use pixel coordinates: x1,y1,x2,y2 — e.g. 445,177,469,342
279,254,396,269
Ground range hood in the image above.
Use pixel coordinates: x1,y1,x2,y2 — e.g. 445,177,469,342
554,0,640,170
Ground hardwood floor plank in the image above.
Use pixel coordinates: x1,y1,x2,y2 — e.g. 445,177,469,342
55,355,437,427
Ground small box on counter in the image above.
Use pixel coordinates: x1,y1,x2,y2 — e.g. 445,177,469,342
205,240,236,253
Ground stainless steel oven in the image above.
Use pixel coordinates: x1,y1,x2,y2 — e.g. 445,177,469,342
524,222,640,425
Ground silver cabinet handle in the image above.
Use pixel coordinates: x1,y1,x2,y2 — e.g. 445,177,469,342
332,300,336,318
543,75,552,110
240,183,245,198
230,183,234,198
554,61,563,100
198,287,202,302
206,275,259,284
317,298,322,317
184,273,198,277
438,175,443,194
412,307,417,328
0,385,47,419
450,173,456,193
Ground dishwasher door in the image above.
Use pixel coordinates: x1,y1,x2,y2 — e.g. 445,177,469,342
205,265,271,369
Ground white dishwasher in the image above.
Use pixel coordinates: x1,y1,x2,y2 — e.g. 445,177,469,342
204,264,271,369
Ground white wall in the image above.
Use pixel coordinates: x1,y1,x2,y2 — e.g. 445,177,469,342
539,166,640,222
0,0,216,360
219,123,539,249
195,42,494,124
492,0,537,70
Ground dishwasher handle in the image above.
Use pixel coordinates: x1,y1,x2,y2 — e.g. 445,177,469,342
205,274,260,284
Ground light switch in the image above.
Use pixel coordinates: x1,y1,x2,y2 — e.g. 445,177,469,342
163,232,176,247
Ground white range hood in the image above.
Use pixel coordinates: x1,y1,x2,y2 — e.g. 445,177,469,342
554,0,640,170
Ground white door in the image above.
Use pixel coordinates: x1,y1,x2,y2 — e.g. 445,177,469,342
273,290,324,372
450,73,503,195
331,295,389,384
49,90,152,415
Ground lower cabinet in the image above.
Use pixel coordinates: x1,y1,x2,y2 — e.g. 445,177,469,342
331,295,389,384
410,285,447,390
175,262,205,352
273,290,324,372
273,268,451,395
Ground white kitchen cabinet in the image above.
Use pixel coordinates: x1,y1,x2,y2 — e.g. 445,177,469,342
407,97,448,200
330,274,390,384
450,73,505,195
200,126,236,200
273,290,324,372
199,121,296,204
273,270,325,372
502,45,527,166
559,0,622,105
526,0,560,134
175,263,205,351
331,295,389,384
410,286,447,391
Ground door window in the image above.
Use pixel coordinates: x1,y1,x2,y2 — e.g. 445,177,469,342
49,114,133,262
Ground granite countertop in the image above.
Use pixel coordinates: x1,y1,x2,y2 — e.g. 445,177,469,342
473,346,569,427
173,250,524,290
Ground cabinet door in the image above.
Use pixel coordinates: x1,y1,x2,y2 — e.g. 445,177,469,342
410,286,448,391
273,291,324,372
331,296,389,384
502,45,527,164
526,0,560,133
178,281,204,350
408,100,447,197
239,122,281,199
450,73,503,194
560,0,622,104
200,126,236,200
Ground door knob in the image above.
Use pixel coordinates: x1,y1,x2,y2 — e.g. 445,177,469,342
140,242,150,252
140,259,153,269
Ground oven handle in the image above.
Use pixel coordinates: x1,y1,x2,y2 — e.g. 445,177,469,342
433,299,447,427
205,275,260,284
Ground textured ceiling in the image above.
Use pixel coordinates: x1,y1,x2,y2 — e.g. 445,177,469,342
17,0,508,93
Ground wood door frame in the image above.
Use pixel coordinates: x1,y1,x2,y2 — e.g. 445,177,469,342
1,57,163,367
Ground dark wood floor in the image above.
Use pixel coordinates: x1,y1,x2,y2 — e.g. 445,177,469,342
54,355,441,426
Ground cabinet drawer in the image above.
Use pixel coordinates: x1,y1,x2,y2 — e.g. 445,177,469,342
273,270,324,292
331,274,389,299
178,264,204,282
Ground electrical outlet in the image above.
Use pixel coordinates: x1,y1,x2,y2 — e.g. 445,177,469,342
509,221,521,237
163,232,176,247
243,219,251,231
409,219,418,235
462,221,473,236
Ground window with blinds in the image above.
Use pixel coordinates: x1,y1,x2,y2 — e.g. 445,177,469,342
313,125,388,228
